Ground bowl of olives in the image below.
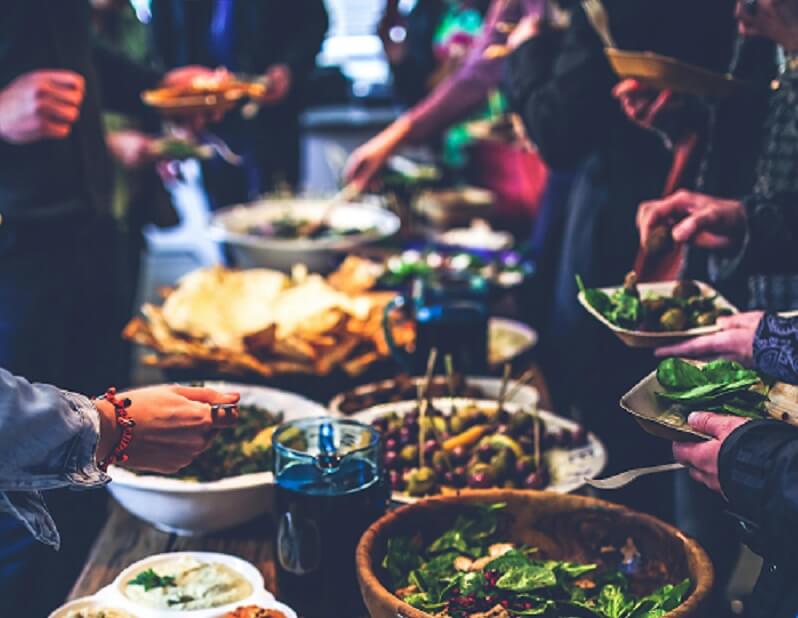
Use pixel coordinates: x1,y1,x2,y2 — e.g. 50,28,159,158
577,275,738,348
350,398,607,501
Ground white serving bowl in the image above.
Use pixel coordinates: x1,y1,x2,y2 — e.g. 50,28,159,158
51,552,297,618
350,398,607,501
210,197,400,273
107,383,328,535
328,375,539,416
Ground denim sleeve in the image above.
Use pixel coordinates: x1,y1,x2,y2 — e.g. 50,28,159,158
0,369,109,547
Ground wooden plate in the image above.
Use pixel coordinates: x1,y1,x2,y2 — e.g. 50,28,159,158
578,280,737,349
606,48,745,98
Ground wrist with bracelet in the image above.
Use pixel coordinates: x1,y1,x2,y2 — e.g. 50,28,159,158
95,387,135,472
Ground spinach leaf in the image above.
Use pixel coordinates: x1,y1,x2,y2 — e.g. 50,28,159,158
495,563,558,592
485,548,533,574
454,502,505,542
578,275,613,318
458,571,486,596
701,360,757,384
555,562,599,580
608,290,643,329
656,376,760,404
428,529,470,555
596,584,634,618
627,578,690,618
128,568,176,591
382,536,422,588
656,358,707,391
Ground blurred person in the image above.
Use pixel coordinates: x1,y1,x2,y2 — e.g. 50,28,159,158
150,0,329,207
503,0,737,457
0,2,218,610
667,311,798,617
635,0,798,312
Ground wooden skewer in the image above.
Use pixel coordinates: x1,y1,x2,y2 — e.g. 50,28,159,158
496,363,512,414
417,348,439,470
504,367,536,404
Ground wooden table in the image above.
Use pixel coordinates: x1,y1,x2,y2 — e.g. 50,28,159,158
68,365,553,611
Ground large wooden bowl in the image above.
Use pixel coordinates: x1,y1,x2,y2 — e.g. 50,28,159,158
356,490,713,618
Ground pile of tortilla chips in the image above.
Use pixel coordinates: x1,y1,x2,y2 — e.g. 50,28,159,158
123,258,409,377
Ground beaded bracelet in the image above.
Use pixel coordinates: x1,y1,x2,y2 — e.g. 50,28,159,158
96,387,136,472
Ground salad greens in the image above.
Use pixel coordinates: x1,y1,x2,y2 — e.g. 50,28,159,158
577,274,731,333
577,275,642,330
128,568,176,591
655,358,768,418
383,503,691,618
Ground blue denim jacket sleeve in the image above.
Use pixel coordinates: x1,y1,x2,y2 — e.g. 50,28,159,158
0,368,109,548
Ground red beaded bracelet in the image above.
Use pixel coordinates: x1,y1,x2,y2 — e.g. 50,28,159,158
96,387,136,472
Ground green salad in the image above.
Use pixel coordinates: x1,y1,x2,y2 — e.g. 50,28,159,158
170,404,283,481
656,358,768,418
577,273,731,332
383,503,691,618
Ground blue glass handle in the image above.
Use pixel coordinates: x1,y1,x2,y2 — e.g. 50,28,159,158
382,295,414,372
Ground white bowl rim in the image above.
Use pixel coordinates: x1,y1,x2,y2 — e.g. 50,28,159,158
111,551,269,613
209,199,400,250
108,382,328,493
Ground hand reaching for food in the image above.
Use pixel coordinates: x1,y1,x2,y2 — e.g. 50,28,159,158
106,130,159,170
0,69,85,144
94,385,239,474
637,189,747,251
654,311,764,365
344,117,412,193
672,411,749,493
257,64,292,105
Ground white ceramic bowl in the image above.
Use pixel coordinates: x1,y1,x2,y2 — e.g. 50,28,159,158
210,197,400,273
350,398,607,501
50,552,297,618
107,383,328,534
328,375,539,416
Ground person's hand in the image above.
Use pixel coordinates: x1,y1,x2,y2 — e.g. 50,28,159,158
613,79,678,130
673,411,749,493
0,70,85,144
343,118,412,193
106,129,158,170
507,14,542,50
637,190,747,251
258,64,292,104
655,311,764,365
95,384,239,474
736,0,798,51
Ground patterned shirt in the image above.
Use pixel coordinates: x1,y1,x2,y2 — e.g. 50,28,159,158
710,67,798,311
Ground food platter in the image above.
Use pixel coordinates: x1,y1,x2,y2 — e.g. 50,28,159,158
209,197,400,272
123,263,404,380
107,382,328,535
578,279,737,348
142,75,266,116
328,375,540,416
50,552,296,618
350,398,607,501
605,48,744,98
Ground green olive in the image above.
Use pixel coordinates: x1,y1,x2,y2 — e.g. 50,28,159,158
449,414,467,435
660,307,687,331
432,450,449,471
693,311,717,327
400,444,419,464
489,450,513,479
406,467,437,496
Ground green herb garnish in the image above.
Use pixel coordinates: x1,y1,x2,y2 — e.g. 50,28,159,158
128,568,176,591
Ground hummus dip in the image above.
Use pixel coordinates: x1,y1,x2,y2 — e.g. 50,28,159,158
123,557,252,610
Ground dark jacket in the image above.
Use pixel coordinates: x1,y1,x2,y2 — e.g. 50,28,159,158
0,0,161,220
717,314,798,618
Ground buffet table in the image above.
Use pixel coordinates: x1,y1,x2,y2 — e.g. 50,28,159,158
67,365,553,612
